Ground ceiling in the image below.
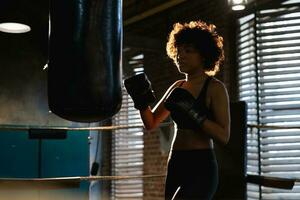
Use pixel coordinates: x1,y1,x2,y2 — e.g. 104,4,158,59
0,0,284,68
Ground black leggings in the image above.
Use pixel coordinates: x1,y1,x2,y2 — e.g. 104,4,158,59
165,149,218,200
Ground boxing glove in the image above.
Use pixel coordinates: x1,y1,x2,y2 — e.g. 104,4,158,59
164,87,207,128
124,73,156,110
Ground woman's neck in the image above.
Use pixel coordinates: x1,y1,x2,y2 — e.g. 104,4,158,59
185,69,208,83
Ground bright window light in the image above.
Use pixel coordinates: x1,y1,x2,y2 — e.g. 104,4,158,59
0,22,31,33
232,4,246,11
229,0,247,11
238,6,300,199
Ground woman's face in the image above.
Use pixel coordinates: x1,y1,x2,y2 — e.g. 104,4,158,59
175,44,204,74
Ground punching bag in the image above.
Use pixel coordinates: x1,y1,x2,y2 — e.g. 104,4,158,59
48,0,122,122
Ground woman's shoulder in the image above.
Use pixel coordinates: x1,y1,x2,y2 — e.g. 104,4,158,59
162,79,185,98
209,77,225,88
168,79,186,90
174,79,186,87
209,77,228,95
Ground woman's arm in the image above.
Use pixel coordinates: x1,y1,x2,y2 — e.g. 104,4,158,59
139,80,182,131
201,80,231,145
139,103,169,131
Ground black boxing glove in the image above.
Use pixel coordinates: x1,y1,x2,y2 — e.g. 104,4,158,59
124,73,156,110
164,87,207,128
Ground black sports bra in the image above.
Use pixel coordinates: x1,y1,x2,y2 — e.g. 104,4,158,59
168,76,213,129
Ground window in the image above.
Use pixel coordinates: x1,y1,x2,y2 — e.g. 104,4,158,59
111,54,145,199
237,1,300,199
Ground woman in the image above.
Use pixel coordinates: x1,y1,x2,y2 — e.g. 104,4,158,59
124,20,230,200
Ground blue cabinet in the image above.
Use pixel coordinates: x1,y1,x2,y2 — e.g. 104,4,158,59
0,131,39,178
0,130,90,199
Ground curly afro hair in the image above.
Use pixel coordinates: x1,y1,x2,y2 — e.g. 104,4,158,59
166,20,224,76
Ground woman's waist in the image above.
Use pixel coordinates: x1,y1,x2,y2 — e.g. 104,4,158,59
170,148,216,162
172,128,213,150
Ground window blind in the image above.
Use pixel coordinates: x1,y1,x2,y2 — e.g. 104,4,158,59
111,54,145,200
238,1,300,199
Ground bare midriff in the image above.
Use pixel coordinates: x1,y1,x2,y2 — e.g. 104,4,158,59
172,128,214,150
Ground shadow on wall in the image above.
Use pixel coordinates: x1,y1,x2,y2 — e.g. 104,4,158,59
0,31,84,126
0,0,95,126
0,0,59,125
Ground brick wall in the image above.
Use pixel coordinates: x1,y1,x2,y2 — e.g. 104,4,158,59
143,130,168,200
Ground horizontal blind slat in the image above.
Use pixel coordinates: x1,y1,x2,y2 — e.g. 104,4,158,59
112,80,144,199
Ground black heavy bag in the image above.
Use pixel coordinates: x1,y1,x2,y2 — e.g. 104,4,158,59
48,0,122,122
